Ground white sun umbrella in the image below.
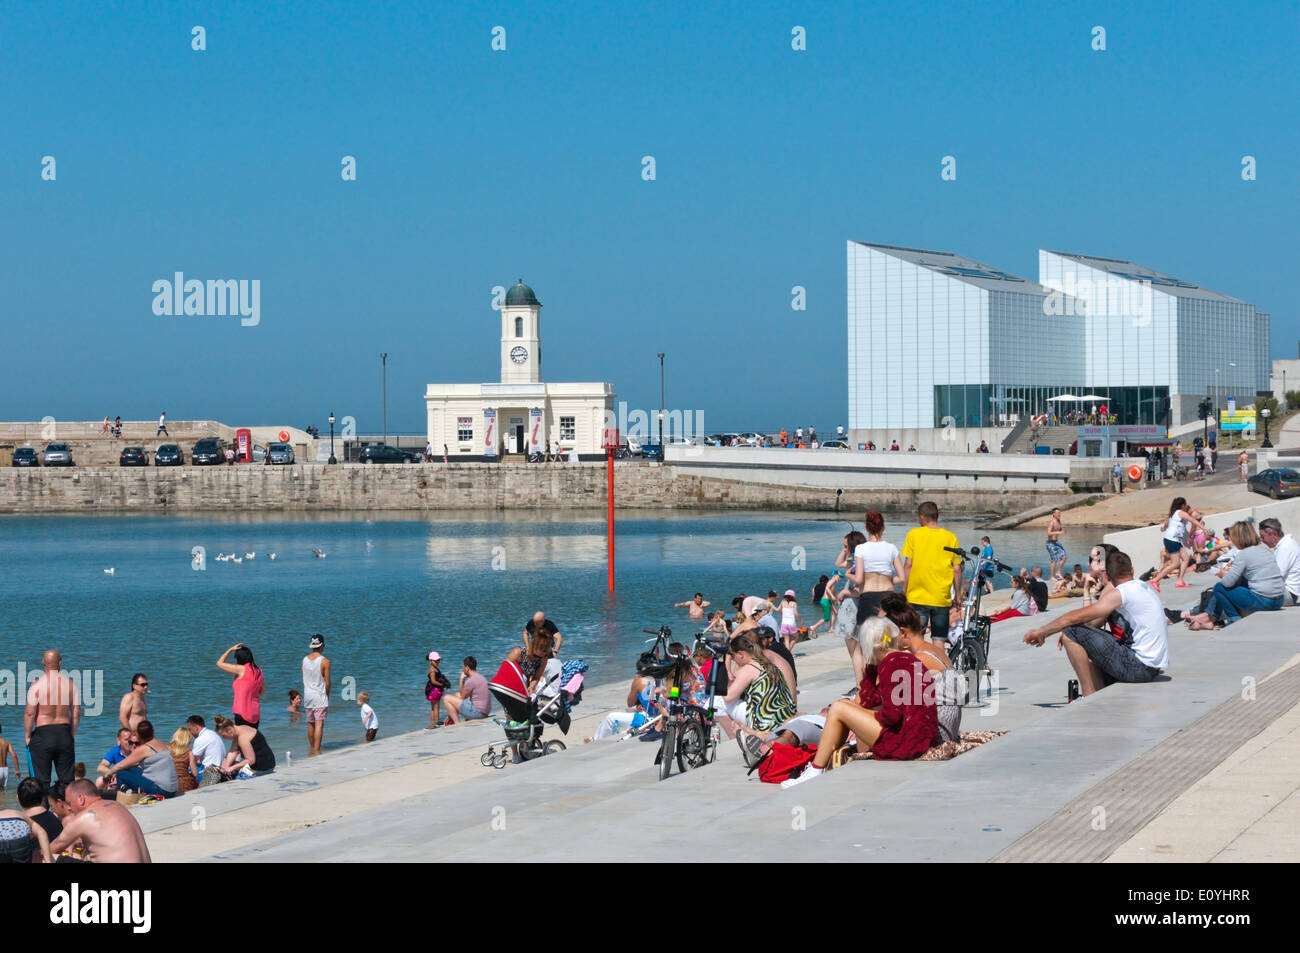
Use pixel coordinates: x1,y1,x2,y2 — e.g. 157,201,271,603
1077,394,1108,401
1046,394,1081,402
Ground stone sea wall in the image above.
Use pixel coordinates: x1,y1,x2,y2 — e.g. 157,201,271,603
0,463,1071,516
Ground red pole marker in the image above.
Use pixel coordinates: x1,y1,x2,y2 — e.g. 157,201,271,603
602,428,619,591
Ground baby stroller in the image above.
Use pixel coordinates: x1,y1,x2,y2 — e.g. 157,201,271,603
480,656,587,769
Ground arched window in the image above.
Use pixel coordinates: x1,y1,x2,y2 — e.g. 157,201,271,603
515,317,523,338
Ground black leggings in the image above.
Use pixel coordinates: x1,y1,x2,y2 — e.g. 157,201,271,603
855,591,887,625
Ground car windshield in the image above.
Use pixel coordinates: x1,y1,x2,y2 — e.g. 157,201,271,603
48,444,67,451
271,444,290,451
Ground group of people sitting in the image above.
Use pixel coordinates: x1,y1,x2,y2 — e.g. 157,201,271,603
1149,498,1300,630
92,715,274,800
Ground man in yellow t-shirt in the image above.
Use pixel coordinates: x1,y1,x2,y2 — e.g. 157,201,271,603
901,501,962,642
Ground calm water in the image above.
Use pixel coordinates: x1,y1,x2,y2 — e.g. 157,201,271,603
0,509,1112,806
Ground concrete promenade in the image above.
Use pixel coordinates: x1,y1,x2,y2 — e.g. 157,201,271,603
130,569,1300,863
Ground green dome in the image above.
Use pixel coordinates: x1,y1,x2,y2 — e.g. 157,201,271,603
504,279,540,307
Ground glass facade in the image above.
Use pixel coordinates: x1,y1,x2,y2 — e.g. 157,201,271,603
847,243,1271,432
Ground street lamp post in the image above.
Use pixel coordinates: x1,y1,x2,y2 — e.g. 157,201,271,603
657,352,665,446
328,412,337,464
1261,407,1273,449
379,353,387,447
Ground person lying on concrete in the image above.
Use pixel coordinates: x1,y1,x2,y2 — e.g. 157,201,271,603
1023,550,1168,696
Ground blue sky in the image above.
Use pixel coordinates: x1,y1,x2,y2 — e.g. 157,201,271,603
2,0,1296,435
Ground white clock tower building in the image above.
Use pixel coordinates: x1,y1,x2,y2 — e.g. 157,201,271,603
501,279,541,383
425,279,614,459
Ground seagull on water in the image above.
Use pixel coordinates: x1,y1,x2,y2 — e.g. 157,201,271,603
244,552,256,560
267,553,277,560
232,556,243,564
103,568,115,575
312,549,326,558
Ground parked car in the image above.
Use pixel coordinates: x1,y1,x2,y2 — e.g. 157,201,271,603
191,438,225,465
119,446,148,467
11,447,39,467
640,442,664,461
358,444,419,464
42,443,74,467
267,442,295,465
252,444,266,463
821,439,851,450
154,444,183,466
737,432,762,445
1247,468,1300,500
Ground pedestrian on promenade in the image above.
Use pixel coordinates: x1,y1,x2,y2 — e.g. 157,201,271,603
1046,508,1067,581
357,692,379,742
118,673,148,732
0,723,20,789
443,443,449,464
899,502,960,643
1238,450,1249,481
425,652,450,728
216,643,264,729
302,634,331,756
157,412,168,436
51,779,151,862
444,657,492,724
1111,461,1124,494
24,650,79,786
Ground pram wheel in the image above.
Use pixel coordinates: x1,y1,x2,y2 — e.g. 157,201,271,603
493,752,509,769
480,750,496,767
543,740,566,755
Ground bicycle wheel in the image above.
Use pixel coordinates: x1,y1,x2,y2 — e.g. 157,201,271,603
493,752,508,769
676,717,708,773
658,723,677,781
480,750,495,767
543,740,566,755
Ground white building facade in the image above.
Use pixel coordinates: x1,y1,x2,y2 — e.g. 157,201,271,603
847,241,1271,436
425,281,615,458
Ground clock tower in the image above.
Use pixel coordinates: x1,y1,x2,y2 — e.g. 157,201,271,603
501,279,541,383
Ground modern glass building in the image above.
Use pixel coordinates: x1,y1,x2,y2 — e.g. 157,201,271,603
847,241,1270,432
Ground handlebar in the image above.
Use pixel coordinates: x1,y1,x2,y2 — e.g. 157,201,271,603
943,546,965,555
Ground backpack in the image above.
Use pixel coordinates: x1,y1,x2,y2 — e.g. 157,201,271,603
752,744,817,784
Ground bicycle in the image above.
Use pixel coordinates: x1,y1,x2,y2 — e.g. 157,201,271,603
636,626,728,781
944,545,1013,704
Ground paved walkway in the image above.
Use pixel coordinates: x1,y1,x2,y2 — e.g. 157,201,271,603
129,568,1300,862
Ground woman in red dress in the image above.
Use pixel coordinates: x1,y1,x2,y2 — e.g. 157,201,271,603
781,609,938,789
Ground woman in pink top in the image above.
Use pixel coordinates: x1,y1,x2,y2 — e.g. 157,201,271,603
217,643,265,728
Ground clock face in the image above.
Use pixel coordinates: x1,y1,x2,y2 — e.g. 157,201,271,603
510,346,528,364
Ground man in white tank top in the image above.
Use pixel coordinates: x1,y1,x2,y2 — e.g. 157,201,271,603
1022,550,1168,697
302,635,332,756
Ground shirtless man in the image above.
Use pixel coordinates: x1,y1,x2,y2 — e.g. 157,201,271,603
49,779,151,863
0,722,20,789
1238,449,1249,482
1046,508,1067,582
119,673,148,732
24,650,80,786
673,593,712,621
